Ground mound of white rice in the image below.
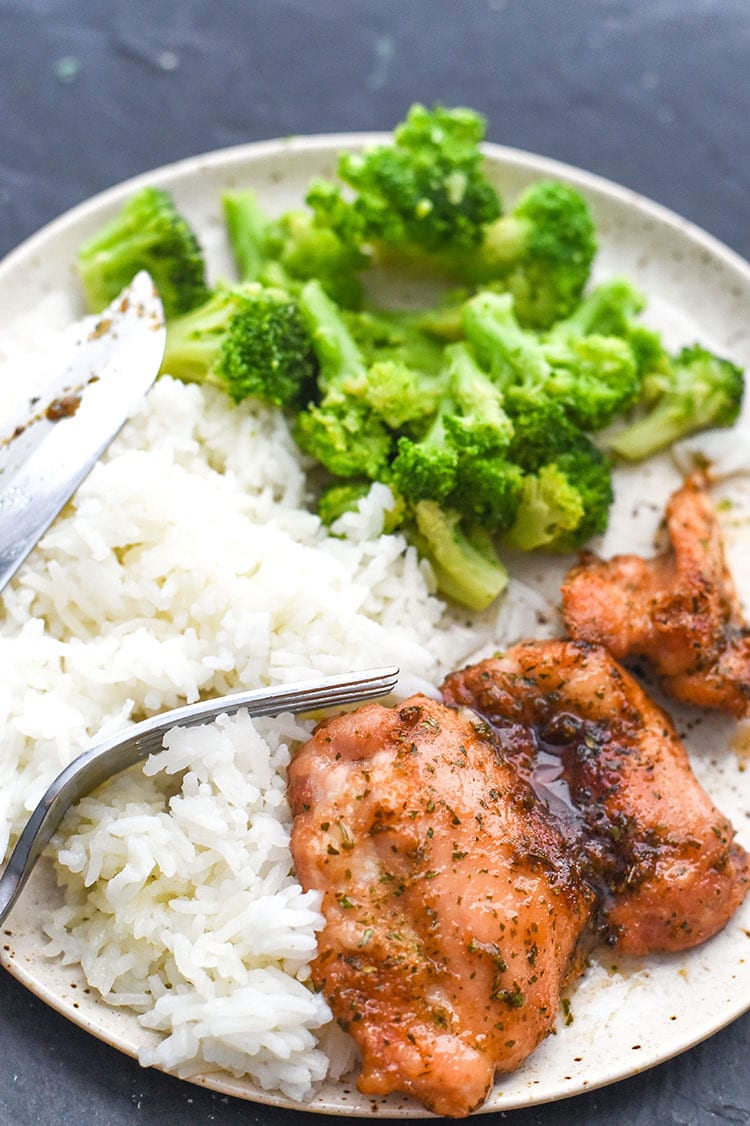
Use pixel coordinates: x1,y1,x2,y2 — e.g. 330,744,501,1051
44,711,344,1100
0,370,558,1099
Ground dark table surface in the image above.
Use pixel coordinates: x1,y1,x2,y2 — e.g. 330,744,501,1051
1,2,749,1124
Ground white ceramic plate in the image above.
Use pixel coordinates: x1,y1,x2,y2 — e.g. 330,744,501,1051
0,136,749,1117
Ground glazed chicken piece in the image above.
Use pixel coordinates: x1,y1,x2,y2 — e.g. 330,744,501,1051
442,640,749,955
288,694,595,1118
561,472,750,716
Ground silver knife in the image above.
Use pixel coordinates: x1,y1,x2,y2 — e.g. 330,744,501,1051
0,270,165,593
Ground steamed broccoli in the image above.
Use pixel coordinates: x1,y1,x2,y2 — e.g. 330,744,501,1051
292,280,432,478
462,290,641,432
547,276,668,382
390,412,459,504
609,344,745,461
461,180,597,328
77,186,209,318
306,103,501,259
160,283,318,408
504,393,613,551
391,342,522,529
294,401,392,478
223,190,366,308
410,501,509,611
344,308,446,374
546,276,646,338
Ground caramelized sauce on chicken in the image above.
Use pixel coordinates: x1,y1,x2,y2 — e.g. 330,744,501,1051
443,641,748,956
288,694,594,1117
561,472,750,716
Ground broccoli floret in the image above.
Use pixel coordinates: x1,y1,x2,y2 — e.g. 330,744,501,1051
391,413,458,503
547,276,668,383
306,103,501,258
461,290,549,384
294,399,392,479
505,394,614,550
391,342,521,529
462,290,640,431
77,186,209,318
450,456,524,531
410,501,509,611
504,464,585,551
442,341,515,451
609,344,745,462
546,276,646,338
350,360,447,430
292,280,405,477
223,190,365,307
160,283,318,408
464,180,597,328
539,334,641,432
294,280,448,472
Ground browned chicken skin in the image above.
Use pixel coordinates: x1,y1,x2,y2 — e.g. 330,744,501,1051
442,640,749,955
561,472,750,716
288,694,595,1118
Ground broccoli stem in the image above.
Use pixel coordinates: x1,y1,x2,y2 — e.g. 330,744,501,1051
547,277,646,338
160,289,237,383
461,291,549,383
411,501,508,611
222,190,272,282
297,280,368,391
609,389,733,462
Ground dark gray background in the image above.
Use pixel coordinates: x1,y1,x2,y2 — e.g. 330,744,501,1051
1,1,748,1123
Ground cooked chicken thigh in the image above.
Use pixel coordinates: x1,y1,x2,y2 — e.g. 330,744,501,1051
442,640,749,955
561,473,750,716
288,694,595,1118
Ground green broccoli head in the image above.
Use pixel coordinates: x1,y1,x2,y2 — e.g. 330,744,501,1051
223,191,365,308
449,455,524,531
505,393,614,549
343,359,446,430
504,465,585,552
540,333,641,431
390,340,518,512
307,103,501,258
609,343,745,462
160,284,319,409
547,276,668,385
547,276,646,338
78,186,209,318
442,341,515,451
462,289,641,432
293,397,393,480
390,415,459,504
472,180,597,328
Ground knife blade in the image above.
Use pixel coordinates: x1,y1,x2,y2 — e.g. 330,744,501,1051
0,270,165,594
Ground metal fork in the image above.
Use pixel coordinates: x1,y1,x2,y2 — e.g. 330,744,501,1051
0,665,399,926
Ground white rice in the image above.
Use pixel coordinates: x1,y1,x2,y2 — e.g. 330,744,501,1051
0,370,555,1098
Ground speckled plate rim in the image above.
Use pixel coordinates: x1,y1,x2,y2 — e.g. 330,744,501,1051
0,134,749,1119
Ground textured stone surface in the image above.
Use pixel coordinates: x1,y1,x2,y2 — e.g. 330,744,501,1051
0,2,748,1123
